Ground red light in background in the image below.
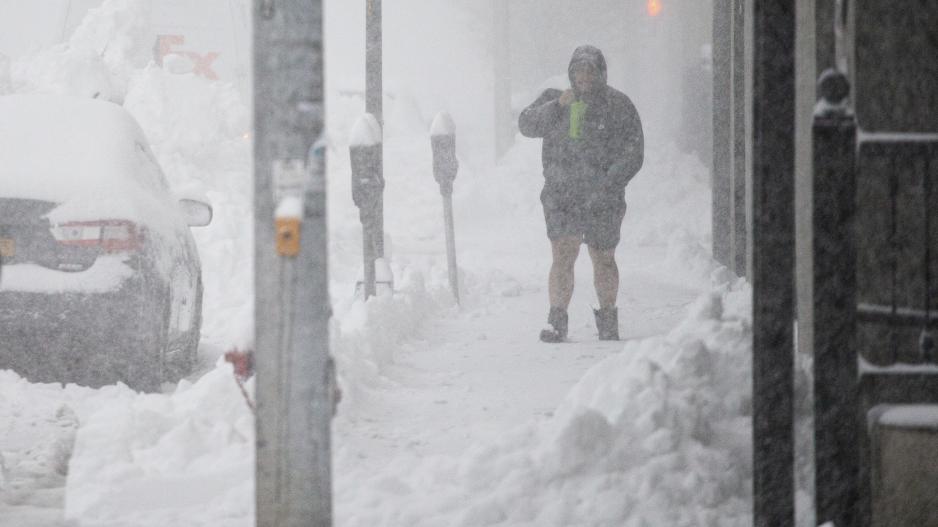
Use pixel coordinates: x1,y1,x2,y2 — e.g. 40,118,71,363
647,0,662,17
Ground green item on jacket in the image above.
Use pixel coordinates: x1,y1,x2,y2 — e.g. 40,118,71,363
569,100,587,139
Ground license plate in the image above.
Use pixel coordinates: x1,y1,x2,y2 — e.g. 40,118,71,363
0,238,14,258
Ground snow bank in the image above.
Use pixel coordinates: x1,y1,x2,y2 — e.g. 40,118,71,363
0,370,122,520
65,280,753,527
10,0,152,102
332,265,457,410
333,280,754,526
63,364,254,526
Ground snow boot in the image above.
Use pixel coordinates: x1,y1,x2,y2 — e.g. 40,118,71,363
593,306,619,341
539,307,568,343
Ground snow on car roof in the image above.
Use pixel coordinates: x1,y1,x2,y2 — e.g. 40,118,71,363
0,94,166,205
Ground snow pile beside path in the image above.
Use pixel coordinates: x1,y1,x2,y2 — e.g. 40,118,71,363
0,371,121,520
10,0,151,102
336,280,754,526
333,266,457,411
63,364,254,527
542,283,752,525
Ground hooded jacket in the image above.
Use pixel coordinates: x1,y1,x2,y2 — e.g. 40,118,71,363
518,46,644,208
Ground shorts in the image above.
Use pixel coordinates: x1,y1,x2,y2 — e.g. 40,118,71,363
540,183,627,250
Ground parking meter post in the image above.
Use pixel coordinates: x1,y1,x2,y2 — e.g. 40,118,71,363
366,0,385,262
375,197,385,258
253,2,332,526
442,193,458,304
365,0,382,127
350,114,384,299
361,224,376,299
431,113,459,304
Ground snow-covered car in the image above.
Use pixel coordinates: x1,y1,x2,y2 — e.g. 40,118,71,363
0,94,212,391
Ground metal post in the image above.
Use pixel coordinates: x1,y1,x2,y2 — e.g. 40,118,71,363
751,0,796,525
365,0,384,259
712,0,733,268
493,0,513,160
812,68,859,527
732,0,747,277
430,112,460,304
254,1,332,526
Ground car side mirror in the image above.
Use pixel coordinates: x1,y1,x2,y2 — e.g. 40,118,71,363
179,198,213,227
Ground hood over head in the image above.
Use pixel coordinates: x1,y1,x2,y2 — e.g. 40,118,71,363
568,45,608,93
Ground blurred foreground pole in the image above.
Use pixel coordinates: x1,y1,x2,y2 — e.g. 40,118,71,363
751,0,796,525
430,113,460,304
712,0,733,268
254,1,332,526
366,0,385,258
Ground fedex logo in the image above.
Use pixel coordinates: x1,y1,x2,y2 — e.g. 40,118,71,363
155,34,220,80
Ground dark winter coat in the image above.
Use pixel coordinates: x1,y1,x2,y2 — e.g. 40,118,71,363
518,46,644,210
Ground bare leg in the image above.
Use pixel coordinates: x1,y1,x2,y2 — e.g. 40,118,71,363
549,237,581,308
588,246,618,308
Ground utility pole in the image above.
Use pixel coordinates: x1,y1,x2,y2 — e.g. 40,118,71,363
366,0,384,259
732,0,747,277
712,0,733,268
254,1,332,526
493,0,513,160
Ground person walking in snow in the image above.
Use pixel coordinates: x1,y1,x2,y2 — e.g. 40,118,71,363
518,45,644,342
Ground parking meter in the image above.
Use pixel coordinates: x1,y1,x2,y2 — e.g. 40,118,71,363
350,114,384,298
350,115,384,223
430,112,460,304
430,112,458,196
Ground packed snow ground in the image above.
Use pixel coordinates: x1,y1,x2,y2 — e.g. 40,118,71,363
0,1,805,526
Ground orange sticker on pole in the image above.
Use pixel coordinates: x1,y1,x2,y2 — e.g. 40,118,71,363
647,0,662,17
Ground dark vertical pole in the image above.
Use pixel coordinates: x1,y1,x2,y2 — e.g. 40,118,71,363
493,0,513,160
366,0,382,126
923,152,935,360
713,0,733,268
751,0,796,525
815,0,835,78
366,0,384,258
812,70,859,527
732,0,747,277
254,0,331,526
